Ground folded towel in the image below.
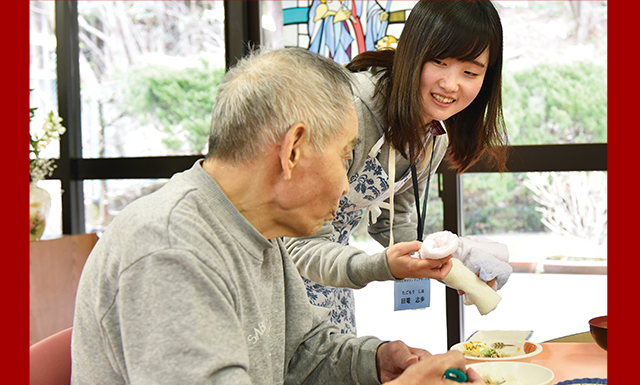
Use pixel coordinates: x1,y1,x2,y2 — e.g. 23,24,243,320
454,236,509,264
464,247,513,291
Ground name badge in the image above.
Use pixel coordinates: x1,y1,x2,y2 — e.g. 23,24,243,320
394,278,430,311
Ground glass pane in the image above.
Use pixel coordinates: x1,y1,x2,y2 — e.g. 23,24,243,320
499,1,607,145
84,179,168,236
461,171,607,342
280,0,416,62
30,1,64,241
78,1,226,158
354,273,449,352
30,1,60,159
260,1,285,50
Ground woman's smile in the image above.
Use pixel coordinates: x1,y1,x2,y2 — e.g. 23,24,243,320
431,93,455,105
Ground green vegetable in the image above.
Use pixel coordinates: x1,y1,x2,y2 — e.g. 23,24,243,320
480,348,497,358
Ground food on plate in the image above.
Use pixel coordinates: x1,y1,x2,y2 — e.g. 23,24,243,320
491,342,514,349
462,341,516,358
468,362,553,385
482,377,526,385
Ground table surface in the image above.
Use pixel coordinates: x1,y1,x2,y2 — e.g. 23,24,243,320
530,343,607,383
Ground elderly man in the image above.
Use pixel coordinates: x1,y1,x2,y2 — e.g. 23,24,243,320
71,47,482,384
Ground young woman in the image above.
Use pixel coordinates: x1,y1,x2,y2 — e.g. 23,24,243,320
285,0,511,334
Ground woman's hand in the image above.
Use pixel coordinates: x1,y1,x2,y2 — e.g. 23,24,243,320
377,347,486,385
386,241,453,281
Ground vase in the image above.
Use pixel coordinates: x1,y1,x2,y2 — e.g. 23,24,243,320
30,182,51,241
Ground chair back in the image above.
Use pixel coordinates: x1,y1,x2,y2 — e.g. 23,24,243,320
30,233,98,345
29,327,73,385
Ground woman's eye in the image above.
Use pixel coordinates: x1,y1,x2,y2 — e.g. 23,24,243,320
465,71,479,77
433,59,445,65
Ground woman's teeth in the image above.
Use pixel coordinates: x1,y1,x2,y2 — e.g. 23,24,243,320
433,94,454,103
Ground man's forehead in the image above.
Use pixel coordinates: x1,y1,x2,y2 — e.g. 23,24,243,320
344,109,360,148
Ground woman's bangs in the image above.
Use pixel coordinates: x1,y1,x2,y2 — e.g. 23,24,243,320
436,27,493,64
429,2,500,66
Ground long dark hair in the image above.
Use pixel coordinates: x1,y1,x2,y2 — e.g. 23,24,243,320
347,0,508,173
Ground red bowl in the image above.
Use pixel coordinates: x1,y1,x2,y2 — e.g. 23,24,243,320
589,315,607,351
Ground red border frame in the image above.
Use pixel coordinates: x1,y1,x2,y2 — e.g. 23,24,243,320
16,1,621,383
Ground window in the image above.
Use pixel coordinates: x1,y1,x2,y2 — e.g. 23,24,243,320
30,1,257,236
461,171,607,342
77,1,225,159
75,1,225,234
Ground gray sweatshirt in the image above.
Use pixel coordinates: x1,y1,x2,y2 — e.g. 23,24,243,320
286,70,449,288
71,160,383,385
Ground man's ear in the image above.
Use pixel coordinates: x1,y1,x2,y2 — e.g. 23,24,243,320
279,123,306,181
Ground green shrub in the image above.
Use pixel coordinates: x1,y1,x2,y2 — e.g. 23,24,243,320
503,61,607,145
121,59,225,153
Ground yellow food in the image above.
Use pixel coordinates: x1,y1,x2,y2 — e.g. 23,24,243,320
462,341,514,358
463,341,486,354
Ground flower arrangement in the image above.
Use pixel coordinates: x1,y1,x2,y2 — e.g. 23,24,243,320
30,102,66,183
30,91,66,240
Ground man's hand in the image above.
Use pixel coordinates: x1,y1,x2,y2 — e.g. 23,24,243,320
375,340,432,382
386,241,453,281
377,346,487,385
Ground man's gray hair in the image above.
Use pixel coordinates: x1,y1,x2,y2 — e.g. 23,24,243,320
206,47,355,163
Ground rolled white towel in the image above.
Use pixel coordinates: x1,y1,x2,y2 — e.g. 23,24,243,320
418,230,459,259
445,259,502,315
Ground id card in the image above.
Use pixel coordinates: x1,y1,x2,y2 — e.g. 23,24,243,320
394,278,430,311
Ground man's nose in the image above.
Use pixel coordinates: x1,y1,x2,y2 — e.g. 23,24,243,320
342,172,350,196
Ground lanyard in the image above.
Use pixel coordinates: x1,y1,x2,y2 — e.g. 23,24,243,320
410,137,436,242
393,121,443,312
410,120,445,242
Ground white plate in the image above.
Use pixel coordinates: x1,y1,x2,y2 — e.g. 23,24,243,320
451,339,543,362
467,362,554,385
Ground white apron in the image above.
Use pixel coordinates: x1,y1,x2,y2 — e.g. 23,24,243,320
302,136,413,334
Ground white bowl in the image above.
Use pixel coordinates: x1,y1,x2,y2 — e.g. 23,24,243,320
467,362,554,385
450,339,543,363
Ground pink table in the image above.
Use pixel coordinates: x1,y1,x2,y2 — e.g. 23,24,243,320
529,343,607,383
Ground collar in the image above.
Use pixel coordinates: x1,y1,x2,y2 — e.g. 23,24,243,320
429,120,446,136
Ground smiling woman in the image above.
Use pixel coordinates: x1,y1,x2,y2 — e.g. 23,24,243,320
420,50,489,124
282,0,511,335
